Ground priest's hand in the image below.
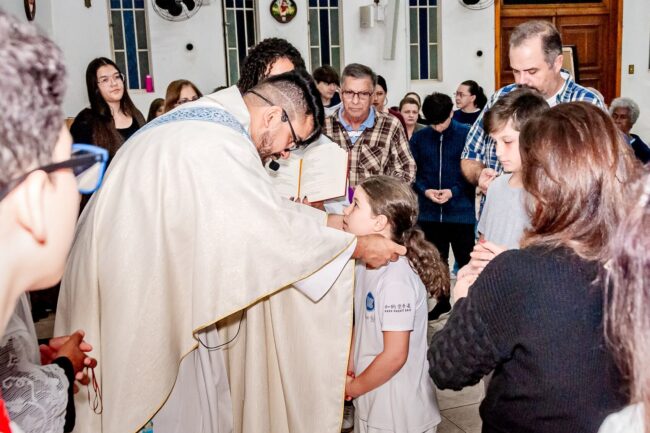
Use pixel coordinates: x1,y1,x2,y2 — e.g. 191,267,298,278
291,196,325,211
353,234,407,268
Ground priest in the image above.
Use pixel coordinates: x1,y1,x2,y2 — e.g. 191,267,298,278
55,70,405,432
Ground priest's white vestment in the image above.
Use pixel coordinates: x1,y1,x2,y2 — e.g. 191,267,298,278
55,86,355,433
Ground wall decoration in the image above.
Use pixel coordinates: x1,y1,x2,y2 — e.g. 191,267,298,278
270,0,297,24
24,0,35,21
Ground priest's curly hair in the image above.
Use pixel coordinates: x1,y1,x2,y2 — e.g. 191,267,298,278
237,38,306,93
360,176,450,298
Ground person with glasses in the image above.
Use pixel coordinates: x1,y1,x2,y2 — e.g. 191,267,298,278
69,57,145,163
323,63,416,189
461,21,604,203
55,69,407,433
0,12,108,433
452,80,487,127
162,79,203,113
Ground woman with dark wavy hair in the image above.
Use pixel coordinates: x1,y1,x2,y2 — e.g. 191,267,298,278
70,57,145,162
599,172,650,433
429,102,639,433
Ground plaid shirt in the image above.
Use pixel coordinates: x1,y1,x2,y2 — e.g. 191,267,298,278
462,70,605,174
323,108,416,187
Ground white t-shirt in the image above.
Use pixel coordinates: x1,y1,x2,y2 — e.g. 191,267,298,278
353,257,441,433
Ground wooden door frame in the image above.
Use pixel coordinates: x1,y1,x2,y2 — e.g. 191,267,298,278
494,0,623,96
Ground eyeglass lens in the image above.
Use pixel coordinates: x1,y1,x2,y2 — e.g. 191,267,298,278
72,149,103,193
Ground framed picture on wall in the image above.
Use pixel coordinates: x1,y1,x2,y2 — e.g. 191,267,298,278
562,45,580,82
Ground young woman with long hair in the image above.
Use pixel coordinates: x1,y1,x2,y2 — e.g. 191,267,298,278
70,57,145,162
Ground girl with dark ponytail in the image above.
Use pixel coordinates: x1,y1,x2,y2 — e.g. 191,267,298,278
342,175,448,433
453,79,487,126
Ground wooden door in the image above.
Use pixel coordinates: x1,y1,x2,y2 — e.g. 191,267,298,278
496,0,622,103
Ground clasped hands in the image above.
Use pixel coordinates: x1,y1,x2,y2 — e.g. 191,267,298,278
40,329,97,393
453,240,506,301
425,189,452,204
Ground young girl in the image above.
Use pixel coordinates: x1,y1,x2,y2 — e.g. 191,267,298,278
343,175,450,433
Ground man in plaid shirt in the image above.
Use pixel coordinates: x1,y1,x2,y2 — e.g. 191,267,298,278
461,20,604,196
323,63,416,187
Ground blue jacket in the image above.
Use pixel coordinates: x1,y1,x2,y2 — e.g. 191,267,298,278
409,120,475,224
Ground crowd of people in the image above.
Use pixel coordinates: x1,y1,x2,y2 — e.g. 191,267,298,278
0,8,648,433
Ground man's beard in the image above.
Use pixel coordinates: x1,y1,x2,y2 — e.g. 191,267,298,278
255,130,275,164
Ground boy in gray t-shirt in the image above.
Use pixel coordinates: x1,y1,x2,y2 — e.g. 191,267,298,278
478,173,528,249
462,89,549,281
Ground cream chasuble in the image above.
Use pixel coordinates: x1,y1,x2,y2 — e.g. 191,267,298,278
54,86,355,433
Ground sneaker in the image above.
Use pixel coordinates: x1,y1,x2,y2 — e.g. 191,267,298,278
341,404,354,432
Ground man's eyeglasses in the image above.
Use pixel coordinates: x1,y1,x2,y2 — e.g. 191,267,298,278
247,90,319,151
0,144,109,202
97,73,125,86
341,90,373,102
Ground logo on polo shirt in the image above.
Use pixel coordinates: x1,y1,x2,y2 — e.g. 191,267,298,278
384,303,412,313
365,292,375,312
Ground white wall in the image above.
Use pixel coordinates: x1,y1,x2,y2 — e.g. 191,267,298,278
50,1,112,117
260,1,494,107
620,0,650,140
1,0,647,137
0,0,53,37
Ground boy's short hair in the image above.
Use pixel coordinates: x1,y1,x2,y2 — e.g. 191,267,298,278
0,12,66,188
484,88,549,134
422,92,453,125
312,65,340,86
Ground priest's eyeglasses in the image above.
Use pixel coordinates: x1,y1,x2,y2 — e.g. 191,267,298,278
0,144,109,202
247,90,318,151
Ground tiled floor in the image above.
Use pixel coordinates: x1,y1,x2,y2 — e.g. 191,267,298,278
431,268,483,433
437,384,483,433
36,264,484,433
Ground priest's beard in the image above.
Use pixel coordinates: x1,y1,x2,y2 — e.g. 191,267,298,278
255,130,275,164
